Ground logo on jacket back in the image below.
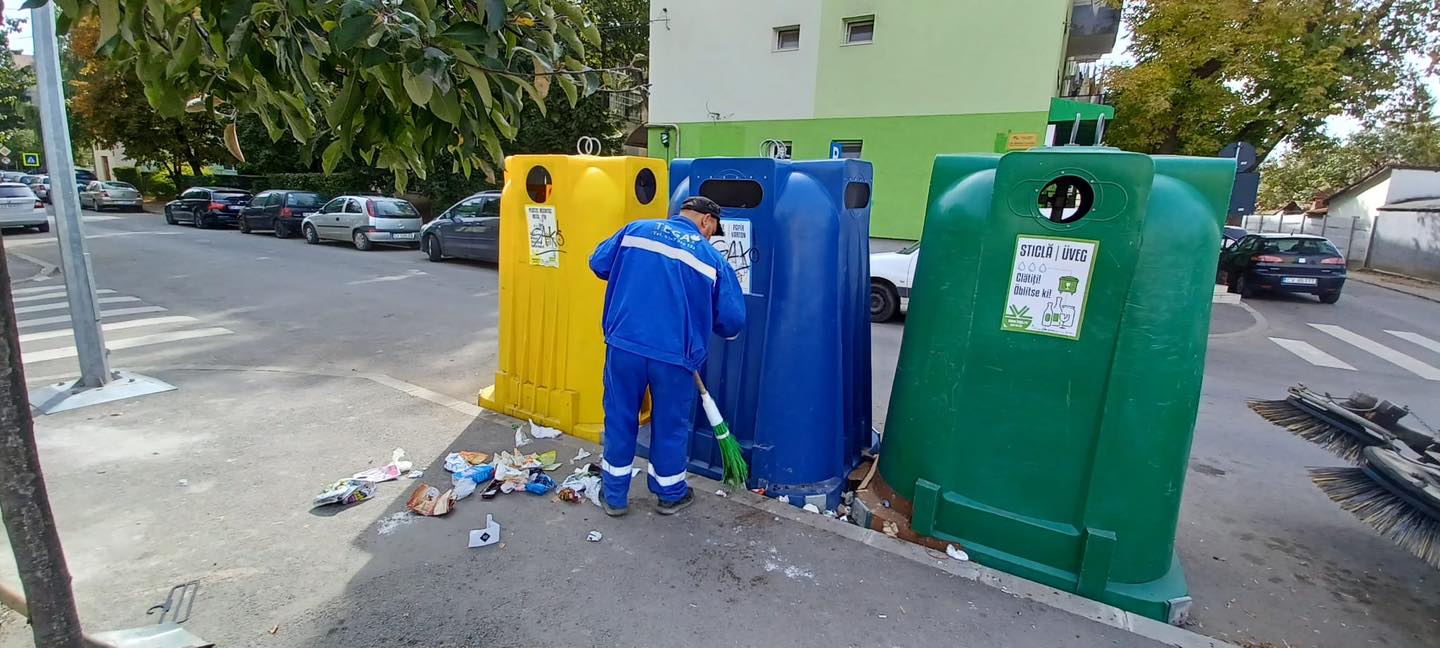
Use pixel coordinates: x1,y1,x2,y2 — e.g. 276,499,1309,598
655,222,704,246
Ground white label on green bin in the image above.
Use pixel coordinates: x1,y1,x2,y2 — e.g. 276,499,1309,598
1001,235,1098,340
526,205,561,268
711,218,753,294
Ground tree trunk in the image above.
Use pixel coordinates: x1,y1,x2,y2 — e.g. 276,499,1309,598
0,239,87,648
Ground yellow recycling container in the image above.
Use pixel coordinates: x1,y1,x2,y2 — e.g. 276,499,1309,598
479,155,668,442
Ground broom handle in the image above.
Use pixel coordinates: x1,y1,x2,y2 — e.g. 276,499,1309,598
692,371,708,395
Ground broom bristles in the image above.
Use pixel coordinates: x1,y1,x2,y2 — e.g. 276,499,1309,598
713,422,748,489
1248,398,1368,464
1310,466,1440,569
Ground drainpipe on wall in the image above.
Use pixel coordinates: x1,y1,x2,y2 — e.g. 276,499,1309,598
647,123,681,161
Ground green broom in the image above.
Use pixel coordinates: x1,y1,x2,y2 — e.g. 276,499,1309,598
695,372,748,489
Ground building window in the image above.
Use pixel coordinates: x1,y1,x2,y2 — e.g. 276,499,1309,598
844,16,874,45
764,140,793,159
774,26,800,52
834,140,863,159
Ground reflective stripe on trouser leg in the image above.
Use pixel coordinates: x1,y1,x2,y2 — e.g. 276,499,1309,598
601,347,648,509
645,357,698,502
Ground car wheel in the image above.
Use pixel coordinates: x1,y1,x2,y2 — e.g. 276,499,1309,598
870,281,899,323
164,208,176,225
274,222,290,239
303,224,319,245
353,230,373,251
424,235,443,262
1319,291,1341,304
1237,275,1255,298
193,213,208,229
238,217,251,234
35,222,49,233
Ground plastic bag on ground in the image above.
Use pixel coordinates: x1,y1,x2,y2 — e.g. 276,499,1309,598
352,448,413,483
313,479,375,508
529,419,563,439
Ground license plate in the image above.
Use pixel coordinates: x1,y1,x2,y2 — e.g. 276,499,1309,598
1282,277,1318,285
227,205,240,211
392,233,416,240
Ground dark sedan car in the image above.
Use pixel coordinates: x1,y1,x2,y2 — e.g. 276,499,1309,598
238,189,326,238
163,187,252,229
1218,233,1347,303
421,190,501,263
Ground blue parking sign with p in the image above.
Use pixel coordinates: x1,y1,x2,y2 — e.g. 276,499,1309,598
21,152,40,168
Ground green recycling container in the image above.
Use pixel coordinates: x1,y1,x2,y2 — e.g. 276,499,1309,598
877,147,1234,623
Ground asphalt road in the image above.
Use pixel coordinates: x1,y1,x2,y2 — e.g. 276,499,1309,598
3,208,1439,647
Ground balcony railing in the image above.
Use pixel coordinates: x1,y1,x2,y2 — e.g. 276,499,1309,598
1058,59,1112,104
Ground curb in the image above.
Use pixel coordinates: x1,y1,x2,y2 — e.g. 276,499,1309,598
4,249,59,283
1348,273,1440,304
25,363,1239,647
1208,301,1268,340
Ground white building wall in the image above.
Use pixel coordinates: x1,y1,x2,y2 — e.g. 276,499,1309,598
1326,179,1391,262
649,0,822,124
1368,209,1440,282
1385,169,1440,204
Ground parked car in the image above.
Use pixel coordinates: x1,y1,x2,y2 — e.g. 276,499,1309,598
239,189,327,238
29,175,49,203
869,241,920,322
1218,233,1346,303
0,171,27,182
1222,225,1247,249
79,180,143,211
302,195,422,250
0,182,49,232
163,187,252,228
421,191,501,262
74,169,98,185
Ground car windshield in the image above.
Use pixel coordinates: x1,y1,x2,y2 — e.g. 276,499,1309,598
287,193,323,207
214,192,250,202
103,181,136,190
0,186,34,198
1259,238,1339,255
373,199,420,218
897,241,920,254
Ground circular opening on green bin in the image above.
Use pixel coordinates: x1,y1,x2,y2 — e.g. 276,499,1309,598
526,166,552,203
635,168,658,205
1037,175,1094,224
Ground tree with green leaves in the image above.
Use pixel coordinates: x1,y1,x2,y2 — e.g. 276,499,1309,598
1106,0,1440,164
0,18,35,135
21,0,634,192
64,16,229,179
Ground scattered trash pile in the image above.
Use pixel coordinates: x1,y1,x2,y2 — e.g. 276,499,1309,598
310,421,611,546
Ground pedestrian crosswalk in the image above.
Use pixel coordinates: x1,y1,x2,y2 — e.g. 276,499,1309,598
1267,325,1440,381
8,284,235,372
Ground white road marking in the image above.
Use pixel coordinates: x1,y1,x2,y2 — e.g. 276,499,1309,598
18,316,201,343
12,289,117,303
348,270,428,285
18,306,168,329
21,327,233,364
1386,330,1440,356
3,231,182,248
1310,324,1440,380
10,284,67,295
1268,337,1357,370
14,296,141,314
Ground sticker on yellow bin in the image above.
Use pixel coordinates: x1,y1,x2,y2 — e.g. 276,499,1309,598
526,205,562,267
1001,235,1098,340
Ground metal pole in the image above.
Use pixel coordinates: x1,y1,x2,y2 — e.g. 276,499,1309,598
0,237,87,648
31,1,111,389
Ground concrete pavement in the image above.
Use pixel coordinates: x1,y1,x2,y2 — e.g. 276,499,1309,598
0,212,1189,647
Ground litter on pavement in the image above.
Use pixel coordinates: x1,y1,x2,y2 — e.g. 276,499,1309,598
587,530,603,542
946,545,970,562
444,451,490,472
558,464,603,507
469,514,501,548
313,479,376,508
405,483,455,516
514,426,532,447
529,419,564,439
353,448,414,483
572,448,592,464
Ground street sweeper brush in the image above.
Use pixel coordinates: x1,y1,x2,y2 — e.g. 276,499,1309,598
1247,385,1436,464
694,372,749,489
1310,446,1440,569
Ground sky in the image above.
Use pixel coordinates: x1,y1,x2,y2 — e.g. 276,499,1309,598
5,5,1436,141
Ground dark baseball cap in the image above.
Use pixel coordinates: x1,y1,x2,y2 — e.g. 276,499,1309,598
680,196,723,235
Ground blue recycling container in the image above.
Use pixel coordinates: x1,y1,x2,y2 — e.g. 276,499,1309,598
639,157,874,509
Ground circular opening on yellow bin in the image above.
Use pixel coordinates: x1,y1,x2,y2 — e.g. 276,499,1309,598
526,166,553,203
635,168,658,205
1037,175,1094,224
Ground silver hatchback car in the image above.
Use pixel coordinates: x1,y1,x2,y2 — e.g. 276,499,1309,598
301,195,423,250
79,180,144,211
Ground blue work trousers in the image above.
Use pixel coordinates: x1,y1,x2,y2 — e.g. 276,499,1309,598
602,346,696,507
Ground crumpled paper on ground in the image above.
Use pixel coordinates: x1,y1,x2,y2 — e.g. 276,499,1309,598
352,448,413,483
406,483,455,516
529,419,563,439
558,465,603,507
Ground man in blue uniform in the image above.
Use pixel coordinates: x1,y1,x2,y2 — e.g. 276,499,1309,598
589,196,746,516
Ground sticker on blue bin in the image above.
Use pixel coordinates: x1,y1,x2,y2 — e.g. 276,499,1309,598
526,205,562,268
711,219,754,294
1001,235,1098,340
